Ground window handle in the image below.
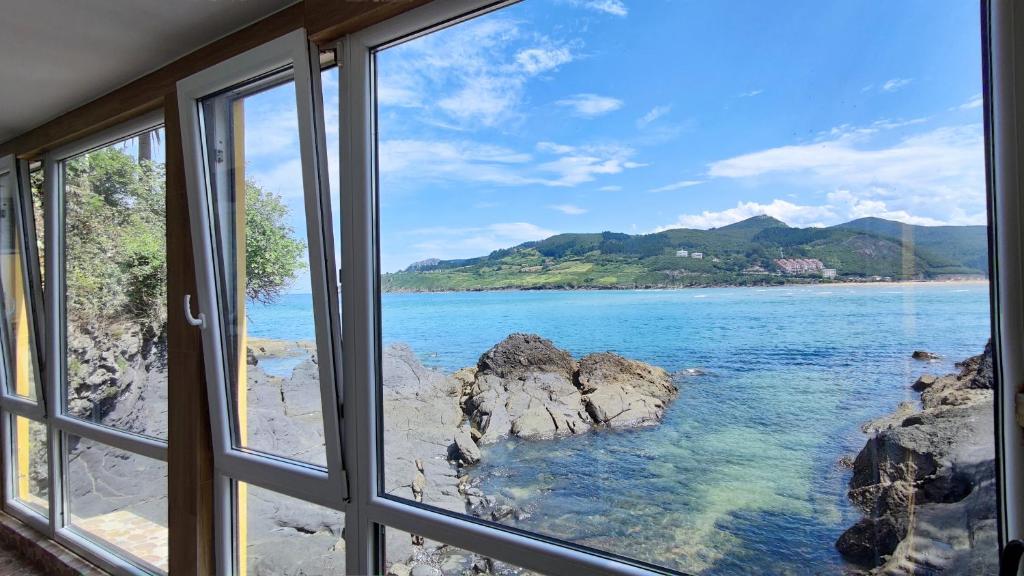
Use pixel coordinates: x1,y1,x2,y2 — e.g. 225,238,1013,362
184,294,206,329
1001,539,1024,576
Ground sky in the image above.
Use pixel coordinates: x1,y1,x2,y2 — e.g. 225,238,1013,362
240,0,986,277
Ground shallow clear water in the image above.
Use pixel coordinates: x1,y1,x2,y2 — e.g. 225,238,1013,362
250,283,992,575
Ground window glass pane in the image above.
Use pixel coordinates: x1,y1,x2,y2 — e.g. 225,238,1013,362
29,163,43,291
239,482,344,575
63,128,168,439
10,415,47,516
66,435,168,572
200,73,328,467
375,2,994,574
0,168,39,401
385,527,540,576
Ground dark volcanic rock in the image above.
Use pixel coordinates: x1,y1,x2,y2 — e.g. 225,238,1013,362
836,516,905,566
477,333,576,381
911,350,940,360
838,342,996,573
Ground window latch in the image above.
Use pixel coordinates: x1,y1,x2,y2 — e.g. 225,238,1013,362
184,293,206,329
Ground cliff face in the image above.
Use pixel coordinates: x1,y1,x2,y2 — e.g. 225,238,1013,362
837,344,997,574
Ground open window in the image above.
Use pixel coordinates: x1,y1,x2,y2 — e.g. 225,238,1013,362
0,154,48,531
0,155,45,418
177,27,345,541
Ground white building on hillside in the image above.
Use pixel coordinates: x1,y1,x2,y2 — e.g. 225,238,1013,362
691,252,703,260
676,249,689,257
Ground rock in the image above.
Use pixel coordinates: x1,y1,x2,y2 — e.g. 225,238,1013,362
912,373,937,391
477,333,576,381
463,334,676,444
911,350,940,360
838,455,855,469
838,343,996,572
410,565,443,576
247,346,259,366
451,430,482,465
387,564,412,576
861,401,917,434
956,340,994,390
835,515,905,565
577,352,676,427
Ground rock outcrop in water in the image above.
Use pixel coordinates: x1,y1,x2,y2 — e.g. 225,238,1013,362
463,333,677,443
380,334,677,575
836,342,997,574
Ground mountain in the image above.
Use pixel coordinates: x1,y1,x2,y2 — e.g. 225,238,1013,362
381,216,989,292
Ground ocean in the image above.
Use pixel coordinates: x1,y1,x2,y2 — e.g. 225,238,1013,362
248,282,993,574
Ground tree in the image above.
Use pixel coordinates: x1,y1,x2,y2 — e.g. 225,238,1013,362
244,181,307,304
62,146,306,327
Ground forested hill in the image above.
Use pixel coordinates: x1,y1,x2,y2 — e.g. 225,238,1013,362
381,215,989,292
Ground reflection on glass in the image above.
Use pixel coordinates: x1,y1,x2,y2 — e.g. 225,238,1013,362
375,1,994,574
239,482,344,575
385,527,540,576
66,435,168,572
199,72,328,467
10,416,47,516
0,168,39,401
63,128,168,439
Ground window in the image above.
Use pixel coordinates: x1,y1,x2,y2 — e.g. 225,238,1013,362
348,1,998,575
0,155,45,414
39,115,170,574
177,27,345,575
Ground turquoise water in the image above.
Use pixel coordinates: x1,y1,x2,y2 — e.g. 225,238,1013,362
249,283,992,574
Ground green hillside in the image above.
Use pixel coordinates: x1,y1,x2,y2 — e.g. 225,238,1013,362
381,215,989,292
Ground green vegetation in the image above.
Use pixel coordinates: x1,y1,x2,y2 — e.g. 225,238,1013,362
244,181,307,304
382,215,988,292
64,143,306,327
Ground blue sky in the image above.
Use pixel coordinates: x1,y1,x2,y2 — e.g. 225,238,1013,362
243,0,985,277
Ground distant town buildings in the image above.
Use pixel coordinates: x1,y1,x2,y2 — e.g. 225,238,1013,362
691,252,703,260
822,268,837,279
774,258,826,275
675,249,689,257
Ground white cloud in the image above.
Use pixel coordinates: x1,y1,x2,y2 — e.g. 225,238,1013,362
708,124,983,204
655,200,837,231
738,89,764,98
649,179,704,193
598,185,622,192
381,139,643,188
381,139,535,186
660,121,988,230
377,17,578,128
388,222,558,271
570,0,628,16
516,47,574,75
636,105,670,128
826,190,946,226
958,93,984,110
550,203,588,215
881,78,912,92
556,93,624,118
536,142,645,186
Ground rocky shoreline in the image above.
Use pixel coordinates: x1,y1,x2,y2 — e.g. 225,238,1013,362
836,344,997,574
381,333,678,575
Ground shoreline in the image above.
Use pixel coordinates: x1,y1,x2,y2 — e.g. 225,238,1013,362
380,278,989,295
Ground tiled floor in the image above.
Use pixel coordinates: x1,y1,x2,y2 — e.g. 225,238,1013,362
0,539,48,576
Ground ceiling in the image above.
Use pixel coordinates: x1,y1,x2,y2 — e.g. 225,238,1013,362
0,0,295,144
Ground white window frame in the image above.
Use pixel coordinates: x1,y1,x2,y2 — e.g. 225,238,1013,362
339,2,667,574
37,111,170,575
0,155,46,419
176,27,347,523
0,154,48,535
